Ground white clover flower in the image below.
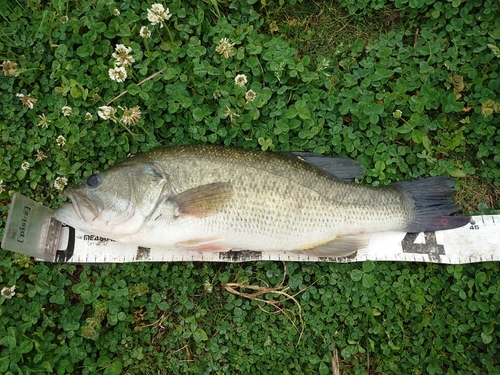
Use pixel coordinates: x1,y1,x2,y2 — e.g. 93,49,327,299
60,15,69,24
61,106,72,116
212,89,228,100
215,38,235,59
56,135,66,146
245,89,256,102
203,280,213,293
113,44,132,56
2,60,18,76
115,55,134,68
0,180,5,194
98,106,118,122
235,74,248,87
117,55,134,68
1,285,16,299
108,66,127,82
140,26,152,38
37,113,51,128
85,112,93,121
112,44,134,67
21,161,30,171
113,8,120,16
393,109,403,119
223,106,240,123
120,106,141,125
35,150,47,162
16,93,37,109
147,3,172,27
54,177,68,191
151,3,167,14
147,10,162,26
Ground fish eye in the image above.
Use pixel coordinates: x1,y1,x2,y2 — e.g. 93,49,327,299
86,174,102,188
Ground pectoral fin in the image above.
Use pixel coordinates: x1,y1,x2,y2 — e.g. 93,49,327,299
170,182,232,218
293,236,368,257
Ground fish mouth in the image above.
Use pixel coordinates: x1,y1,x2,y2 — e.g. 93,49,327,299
64,189,104,223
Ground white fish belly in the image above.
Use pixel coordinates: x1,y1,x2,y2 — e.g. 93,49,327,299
137,193,407,252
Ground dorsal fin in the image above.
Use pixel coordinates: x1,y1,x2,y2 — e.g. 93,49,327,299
286,152,365,182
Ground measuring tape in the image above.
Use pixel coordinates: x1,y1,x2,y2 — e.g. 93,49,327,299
1,193,498,264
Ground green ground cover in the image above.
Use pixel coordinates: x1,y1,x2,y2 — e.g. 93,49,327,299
1,0,499,373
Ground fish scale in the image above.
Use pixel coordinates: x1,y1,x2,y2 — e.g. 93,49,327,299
53,145,470,256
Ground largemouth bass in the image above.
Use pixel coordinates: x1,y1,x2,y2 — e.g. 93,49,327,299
53,145,470,257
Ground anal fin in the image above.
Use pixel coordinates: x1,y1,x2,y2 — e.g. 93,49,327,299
293,236,369,257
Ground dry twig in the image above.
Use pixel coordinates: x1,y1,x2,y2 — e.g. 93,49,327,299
332,343,339,375
222,263,324,345
107,67,166,105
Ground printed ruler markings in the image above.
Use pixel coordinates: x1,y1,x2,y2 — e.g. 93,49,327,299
402,232,445,262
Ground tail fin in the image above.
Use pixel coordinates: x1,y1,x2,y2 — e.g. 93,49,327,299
396,177,470,232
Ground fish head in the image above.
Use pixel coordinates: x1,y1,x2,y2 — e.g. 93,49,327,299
54,160,170,238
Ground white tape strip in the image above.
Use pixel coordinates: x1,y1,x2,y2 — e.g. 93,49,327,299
59,215,498,264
